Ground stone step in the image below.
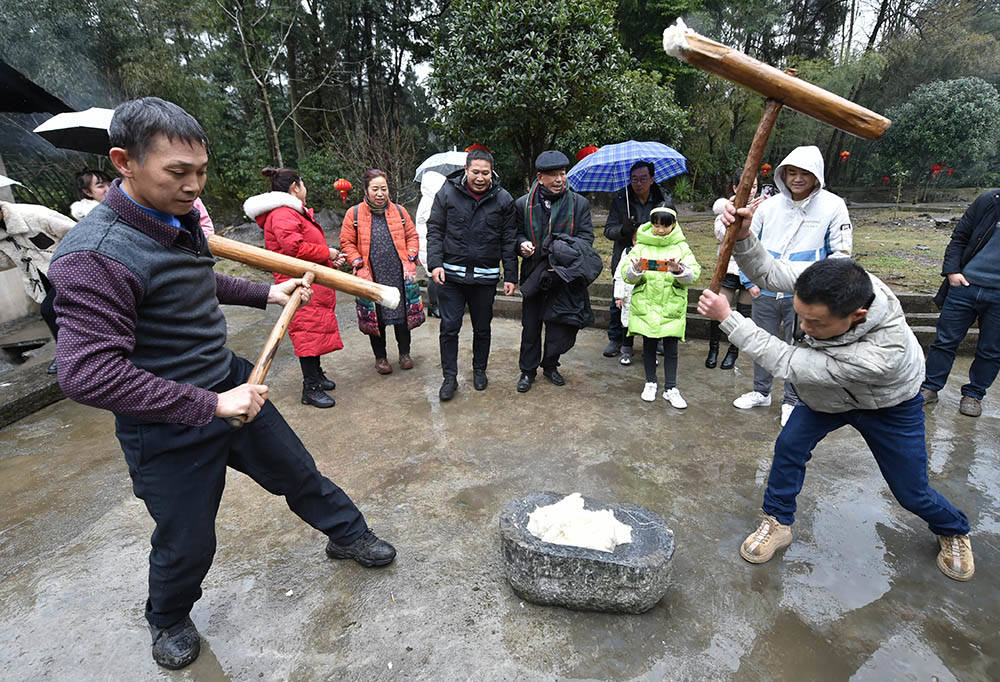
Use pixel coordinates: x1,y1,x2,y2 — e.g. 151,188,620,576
488,294,978,355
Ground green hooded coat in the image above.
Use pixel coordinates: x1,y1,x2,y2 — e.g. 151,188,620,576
622,222,700,340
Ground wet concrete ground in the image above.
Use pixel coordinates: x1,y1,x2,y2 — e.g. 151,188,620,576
1,300,997,680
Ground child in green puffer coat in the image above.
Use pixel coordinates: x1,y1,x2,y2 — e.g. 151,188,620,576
622,204,701,407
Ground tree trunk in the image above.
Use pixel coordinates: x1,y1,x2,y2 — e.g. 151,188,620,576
286,31,306,164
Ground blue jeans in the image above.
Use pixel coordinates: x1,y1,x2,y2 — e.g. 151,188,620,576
762,396,969,536
923,282,1000,400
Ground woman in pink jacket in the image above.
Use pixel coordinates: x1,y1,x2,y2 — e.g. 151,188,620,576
244,167,346,407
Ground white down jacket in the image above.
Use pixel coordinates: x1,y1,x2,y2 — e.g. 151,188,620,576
742,145,853,292
722,233,924,413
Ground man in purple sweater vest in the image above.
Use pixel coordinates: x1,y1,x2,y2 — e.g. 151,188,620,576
48,98,396,670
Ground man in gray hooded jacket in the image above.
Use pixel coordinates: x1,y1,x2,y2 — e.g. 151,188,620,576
698,202,974,582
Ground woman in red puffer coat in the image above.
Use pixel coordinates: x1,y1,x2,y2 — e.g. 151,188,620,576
243,167,346,408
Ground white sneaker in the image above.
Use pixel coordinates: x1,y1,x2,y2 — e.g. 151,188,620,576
641,382,658,402
781,403,795,426
663,387,687,409
734,391,772,409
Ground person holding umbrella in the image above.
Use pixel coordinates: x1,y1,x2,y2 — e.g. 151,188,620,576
514,150,597,392
602,160,673,362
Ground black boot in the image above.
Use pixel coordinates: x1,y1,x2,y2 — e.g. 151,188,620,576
317,370,336,391
720,344,739,370
705,321,721,368
150,616,201,669
326,528,396,567
302,381,335,408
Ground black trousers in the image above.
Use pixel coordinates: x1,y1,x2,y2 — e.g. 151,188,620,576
299,355,322,383
519,293,579,373
438,280,497,377
643,336,679,387
369,310,411,359
115,353,366,629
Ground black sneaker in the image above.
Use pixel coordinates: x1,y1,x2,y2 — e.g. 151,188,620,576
150,616,201,670
302,382,335,408
439,376,458,401
516,372,535,393
602,340,621,357
473,369,488,391
318,371,336,391
325,529,396,567
543,368,566,386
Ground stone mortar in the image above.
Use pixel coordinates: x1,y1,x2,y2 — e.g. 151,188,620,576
499,491,674,614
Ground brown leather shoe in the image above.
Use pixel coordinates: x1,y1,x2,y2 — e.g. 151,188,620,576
398,354,414,370
375,358,392,374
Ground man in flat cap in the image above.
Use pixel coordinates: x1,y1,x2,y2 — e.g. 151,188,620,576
514,150,596,392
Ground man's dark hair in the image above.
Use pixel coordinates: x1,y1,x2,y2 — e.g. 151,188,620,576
74,168,112,199
629,160,655,177
795,258,874,318
109,97,208,163
466,148,493,167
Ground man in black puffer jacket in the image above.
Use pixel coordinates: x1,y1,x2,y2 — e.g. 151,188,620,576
427,148,517,400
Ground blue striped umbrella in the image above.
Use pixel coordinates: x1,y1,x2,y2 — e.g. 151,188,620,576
566,140,687,193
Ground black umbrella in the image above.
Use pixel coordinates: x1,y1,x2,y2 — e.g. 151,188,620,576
33,107,113,154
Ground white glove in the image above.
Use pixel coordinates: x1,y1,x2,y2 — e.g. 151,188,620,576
626,259,643,281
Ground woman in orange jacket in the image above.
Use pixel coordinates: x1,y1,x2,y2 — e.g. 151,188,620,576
340,169,425,374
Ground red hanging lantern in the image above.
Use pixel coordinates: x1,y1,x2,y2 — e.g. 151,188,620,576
465,143,491,153
930,163,946,179
576,145,599,161
881,176,890,185
839,150,850,163
334,178,352,204
946,168,955,176
760,163,772,177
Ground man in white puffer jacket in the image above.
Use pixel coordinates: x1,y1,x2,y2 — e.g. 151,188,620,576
734,145,853,425
698,204,974,582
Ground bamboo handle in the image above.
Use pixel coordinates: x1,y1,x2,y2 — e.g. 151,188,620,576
208,234,400,308
226,272,315,429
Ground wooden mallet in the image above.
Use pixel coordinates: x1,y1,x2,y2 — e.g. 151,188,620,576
225,271,316,428
208,234,400,307
208,235,401,428
662,19,891,293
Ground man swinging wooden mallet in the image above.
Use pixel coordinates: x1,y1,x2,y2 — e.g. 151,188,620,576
663,20,974,580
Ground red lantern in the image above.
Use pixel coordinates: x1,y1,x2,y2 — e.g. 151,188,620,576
465,143,491,153
881,176,890,185
334,178,352,204
946,168,955,176
760,163,772,177
839,150,850,163
577,145,599,161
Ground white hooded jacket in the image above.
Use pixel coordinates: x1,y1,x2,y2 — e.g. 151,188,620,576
415,170,446,267
742,145,852,296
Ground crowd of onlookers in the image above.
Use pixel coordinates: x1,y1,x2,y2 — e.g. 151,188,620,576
11,95,989,670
